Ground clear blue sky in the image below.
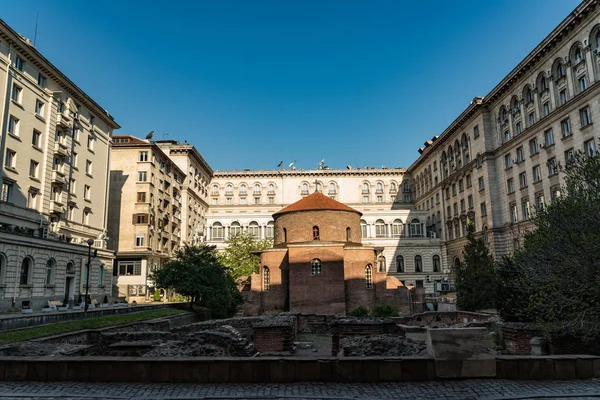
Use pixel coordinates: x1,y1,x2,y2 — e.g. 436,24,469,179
2,0,581,171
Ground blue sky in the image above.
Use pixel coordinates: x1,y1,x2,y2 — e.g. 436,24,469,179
1,0,581,171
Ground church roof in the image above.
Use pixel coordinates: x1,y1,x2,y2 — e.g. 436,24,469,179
273,192,361,216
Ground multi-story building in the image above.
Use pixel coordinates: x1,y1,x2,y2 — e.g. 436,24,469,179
0,20,119,310
155,140,213,245
408,0,600,272
205,169,447,294
108,135,185,302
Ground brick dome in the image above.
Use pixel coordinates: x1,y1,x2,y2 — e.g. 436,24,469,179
273,192,361,217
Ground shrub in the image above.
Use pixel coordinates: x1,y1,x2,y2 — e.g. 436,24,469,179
152,290,161,302
103,295,109,304
349,305,370,317
371,303,399,318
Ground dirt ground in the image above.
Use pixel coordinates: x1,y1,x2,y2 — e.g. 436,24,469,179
295,333,332,357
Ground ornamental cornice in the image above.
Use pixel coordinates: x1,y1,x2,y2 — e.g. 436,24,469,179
213,168,406,179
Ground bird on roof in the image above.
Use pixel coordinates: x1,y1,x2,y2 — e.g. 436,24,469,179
145,131,154,140
277,161,283,168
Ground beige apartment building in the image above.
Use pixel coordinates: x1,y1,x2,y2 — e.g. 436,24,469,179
108,135,188,302
0,20,120,310
408,0,600,272
205,169,447,295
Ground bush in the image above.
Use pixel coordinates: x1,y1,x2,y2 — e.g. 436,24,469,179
371,303,399,318
349,305,370,317
103,295,109,304
152,290,161,302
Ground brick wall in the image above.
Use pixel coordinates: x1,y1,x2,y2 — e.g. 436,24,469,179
274,210,361,245
253,325,295,353
500,324,541,355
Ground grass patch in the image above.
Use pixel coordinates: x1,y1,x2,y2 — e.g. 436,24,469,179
0,308,188,344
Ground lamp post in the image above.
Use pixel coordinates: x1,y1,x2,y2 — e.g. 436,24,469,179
84,238,96,312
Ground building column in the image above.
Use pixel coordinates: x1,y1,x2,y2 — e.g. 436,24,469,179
585,47,596,84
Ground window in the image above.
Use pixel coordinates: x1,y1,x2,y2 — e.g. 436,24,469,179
466,174,472,188
528,112,535,127
535,193,545,209
15,56,24,71
530,138,539,155
45,259,55,285
7,116,19,136
211,198,217,205
375,219,386,238
212,185,219,195
548,157,558,176
557,62,566,78
522,200,530,221
432,255,440,272
561,118,572,137
580,106,592,127
253,184,261,195
559,89,567,106
311,259,322,275
390,219,402,237
5,149,16,169
83,209,90,225
315,182,322,193
395,255,404,272
516,146,524,163
389,182,396,193
37,73,46,88
229,222,242,237
480,202,487,216
118,261,142,276
29,160,39,178
254,197,260,205
504,154,512,169
135,214,148,224
240,197,246,205
365,264,373,288
87,135,95,151
211,222,224,240
376,182,383,194
515,121,523,135
30,129,42,148
27,190,38,209
458,179,464,192
71,152,78,168
239,184,247,195
137,192,146,202
225,184,233,195
35,100,44,117
84,185,91,200
313,226,320,240
575,47,585,63
478,177,485,191
585,139,597,157
360,220,368,238
85,160,92,175
507,178,515,193
551,187,561,200
468,195,473,209
266,221,274,239
533,165,542,182
564,148,575,165
410,218,423,237
473,125,480,138
451,184,456,196
301,183,309,195
138,171,147,182
135,234,145,247
543,102,551,117
263,267,270,291
579,75,588,92
139,151,148,162
503,130,511,142
268,197,274,204
414,255,423,272
11,84,22,103
20,257,31,285
248,221,260,238
519,172,527,189
362,182,370,194
362,195,369,203
268,183,275,195
377,256,386,272
98,265,104,285
510,203,518,223
460,199,465,212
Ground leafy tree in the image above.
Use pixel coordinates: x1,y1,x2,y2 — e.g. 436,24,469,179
349,305,370,317
151,244,242,318
218,231,272,279
498,150,600,339
455,222,497,311
371,303,400,318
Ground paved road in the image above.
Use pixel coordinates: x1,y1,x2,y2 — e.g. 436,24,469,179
0,380,599,400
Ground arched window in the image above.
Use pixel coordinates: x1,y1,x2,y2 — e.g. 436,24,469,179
20,257,32,285
329,182,336,195
268,183,275,194
311,259,322,275
595,30,600,49
212,185,219,195
225,184,233,195
362,182,370,194
389,182,397,193
360,220,368,238
253,184,261,195
392,219,403,237
315,182,322,193
432,255,440,272
301,183,309,195
557,62,566,78
239,184,247,195
230,221,241,237
313,226,320,240
211,222,224,241
45,259,55,285
524,86,533,103
414,255,423,272
396,255,404,273
248,221,260,238
98,265,104,285
365,264,373,289
376,182,383,193
283,228,287,242
266,221,274,239
377,256,386,272
539,74,548,91
66,261,74,274
454,258,461,271
513,97,520,112
0,253,5,283
346,227,351,241
575,47,584,63
375,219,386,238
410,218,423,237
263,267,270,291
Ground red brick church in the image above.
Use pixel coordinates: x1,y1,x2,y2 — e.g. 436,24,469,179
244,192,424,315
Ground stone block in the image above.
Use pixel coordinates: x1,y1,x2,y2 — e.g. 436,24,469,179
427,328,492,359
25,362,46,381
269,359,294,383
576,358,594,379
294,360,320,382
229,361,254,383
252,359,270,383
540,359,556,380
332,360,354,382
45,362,68,381
5,361,28,381
182,361,210,383
379,360,403,382
518,359,541,380
554,358,576,380
401,357,430,382
209,361,230,383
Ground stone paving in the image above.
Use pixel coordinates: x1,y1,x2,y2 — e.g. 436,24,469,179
0,380,599,399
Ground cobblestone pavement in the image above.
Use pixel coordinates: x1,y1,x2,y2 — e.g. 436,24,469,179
0,380,599,400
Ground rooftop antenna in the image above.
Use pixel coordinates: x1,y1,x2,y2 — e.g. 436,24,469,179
33,11,39,47
162,132,169,140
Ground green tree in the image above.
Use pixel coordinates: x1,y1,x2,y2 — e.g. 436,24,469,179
498,150,600,339
150,244,242,318
218,231,272,279
455,222,497,311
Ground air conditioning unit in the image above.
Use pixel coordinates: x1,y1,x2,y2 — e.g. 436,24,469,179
430,231,437,238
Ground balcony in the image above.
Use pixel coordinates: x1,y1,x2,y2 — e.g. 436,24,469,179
51,170,65,185
54,142,68,157
56,112,72,128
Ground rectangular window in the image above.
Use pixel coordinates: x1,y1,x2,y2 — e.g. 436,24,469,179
473,125,479,138
363,196,369,203
138,171,147,182
504,154,512,169
543,102,551,116
516,146,524,162
528,112,536,126
377,195,383,203
254,197,260,204
561,118,572,137
478,177,485,191
226,197,232,205
211,198,217,205
585,139,597,157
1,182,12,202
4,149,16,169
535,193,545,209
460,199,465,212
240,197,246,205
510,203,518,223
83,209,91,225
69,178,75,194
579,75,588,92
547,157,558,176
522,200,530,221
139,151,148,162
73,128,80,142
519,172,527,188
445,188,450,200
135,214,148,224
11,84,22,103
507,178,515,193
580,106,592,127
467,195,473,209
32,129,41,148
515,121,522,134
84,185,91,200
544,129,554,146
504,130,511,142
71,152,78,168
15,56,24,71
452,184,456,196
85,160,92,175
551,187,561,200
466,174,472,188
268,197,275,204
136,192,146,202
559,89,567,105
28,190,38,209
529,138,539,155
7,115,19,136
533,165,542,183
87,135,95,151
453,203,458,215
37,73,46,88
564,148,575,165
135,235,145,247
118,261,142,276
29,160,39,178
480,202,487,216
458,179,464,192
35,100,44,117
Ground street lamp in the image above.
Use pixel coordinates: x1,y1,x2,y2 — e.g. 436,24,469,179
84,238,97,313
